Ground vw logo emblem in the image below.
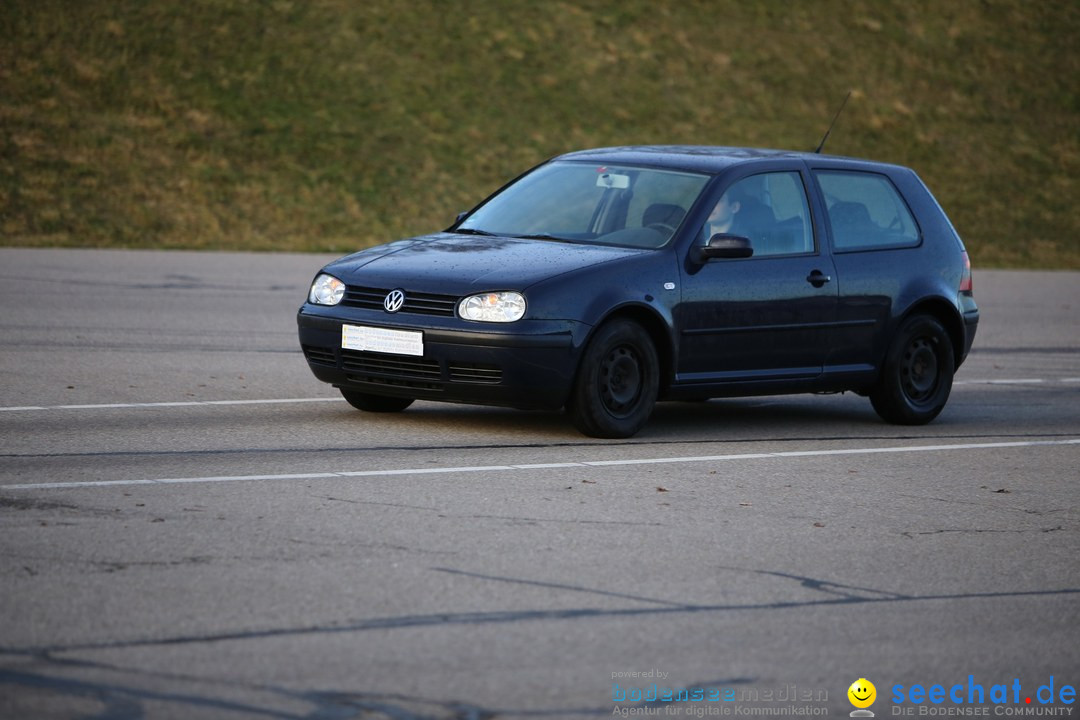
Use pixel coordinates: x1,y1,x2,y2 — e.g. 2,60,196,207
383,289,405,313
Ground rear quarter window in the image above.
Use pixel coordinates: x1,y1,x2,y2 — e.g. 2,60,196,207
816,170,921,251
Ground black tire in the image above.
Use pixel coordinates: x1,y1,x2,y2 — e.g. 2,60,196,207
340,389,414,413
870,314,955,425
568,319,659,438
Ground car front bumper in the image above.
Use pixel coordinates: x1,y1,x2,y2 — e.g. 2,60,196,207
297,306,589,410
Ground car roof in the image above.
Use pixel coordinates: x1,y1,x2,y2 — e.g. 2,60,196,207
555,145,906,175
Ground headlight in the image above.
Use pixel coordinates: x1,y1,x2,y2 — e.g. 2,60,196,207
308,273,345,306
458,292,526,322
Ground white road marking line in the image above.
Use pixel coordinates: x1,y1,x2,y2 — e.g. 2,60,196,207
4,439,1077,491
0,397,341,412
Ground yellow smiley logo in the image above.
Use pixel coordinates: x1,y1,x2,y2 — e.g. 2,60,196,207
848,678,877,709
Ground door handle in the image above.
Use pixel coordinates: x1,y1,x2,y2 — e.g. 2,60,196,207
806,270,832,287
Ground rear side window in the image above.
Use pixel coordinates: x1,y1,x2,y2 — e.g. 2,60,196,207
816,171,920,251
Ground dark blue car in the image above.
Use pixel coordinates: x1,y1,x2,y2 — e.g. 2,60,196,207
297,146,978,438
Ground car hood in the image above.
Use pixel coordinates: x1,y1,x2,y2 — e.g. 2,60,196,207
324,232,648,290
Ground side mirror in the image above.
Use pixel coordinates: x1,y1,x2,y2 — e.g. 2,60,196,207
696,233,754,261
455,211,469,224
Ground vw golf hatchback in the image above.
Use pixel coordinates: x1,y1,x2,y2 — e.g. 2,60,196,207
298,146,979,437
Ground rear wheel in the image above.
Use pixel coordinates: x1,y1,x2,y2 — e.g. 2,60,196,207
568,319,658,438
340,389,414,413
870,314,954,425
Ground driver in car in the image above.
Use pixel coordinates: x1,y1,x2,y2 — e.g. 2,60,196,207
705,191,742,238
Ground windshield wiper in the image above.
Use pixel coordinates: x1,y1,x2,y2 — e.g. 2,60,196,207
454,227,498,236
515,233,576,243
457,228,576,243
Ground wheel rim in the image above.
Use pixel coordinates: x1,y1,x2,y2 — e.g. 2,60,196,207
900,337,939,402
599,345,643,417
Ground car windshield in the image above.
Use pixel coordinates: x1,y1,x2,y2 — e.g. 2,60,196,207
458,161,710,248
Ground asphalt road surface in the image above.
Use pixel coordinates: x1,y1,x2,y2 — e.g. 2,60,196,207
1,248,1077,720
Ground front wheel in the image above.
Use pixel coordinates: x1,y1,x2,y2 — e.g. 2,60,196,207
340,389,414,413
568,319,659,438
870,314,955,425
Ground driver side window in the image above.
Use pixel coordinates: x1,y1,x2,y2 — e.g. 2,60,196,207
700,172,814,257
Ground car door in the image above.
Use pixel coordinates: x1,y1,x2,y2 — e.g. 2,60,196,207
675,170,838,382
812,167,925,373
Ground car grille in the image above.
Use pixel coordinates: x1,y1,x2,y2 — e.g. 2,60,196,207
447,362,502,385
302,345,337,367
342,286,458,317
342,350,442,388
302,348,505,390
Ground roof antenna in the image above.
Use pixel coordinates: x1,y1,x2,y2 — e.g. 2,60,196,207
814,91,852,154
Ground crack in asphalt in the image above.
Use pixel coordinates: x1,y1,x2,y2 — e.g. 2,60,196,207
719,567,913,600
969,346,1080,354
1,661,752,719
901,526,1065,539
2,431,1076,460
3,584,1076,657
2,567,1077,718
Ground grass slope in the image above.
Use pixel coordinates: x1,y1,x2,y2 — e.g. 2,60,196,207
1,0,1077,267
